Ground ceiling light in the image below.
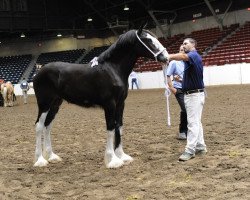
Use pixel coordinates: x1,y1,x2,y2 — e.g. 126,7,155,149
57,33,62,37
124,4,129,11
20,33,25,38
87,17,93,22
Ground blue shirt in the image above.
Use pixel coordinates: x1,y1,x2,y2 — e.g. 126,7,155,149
20,80,29,89
165,60,185,89
182,50,204,92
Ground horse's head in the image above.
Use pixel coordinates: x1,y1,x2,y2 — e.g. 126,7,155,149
136,25,169,63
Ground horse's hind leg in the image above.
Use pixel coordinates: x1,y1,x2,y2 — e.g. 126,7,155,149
34,111,49,167
114,102,133,164
9,93,13,107
43,98,63,163
104,101,124,168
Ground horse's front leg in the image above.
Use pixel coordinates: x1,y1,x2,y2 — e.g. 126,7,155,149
114,102,133,164
104,102,124,168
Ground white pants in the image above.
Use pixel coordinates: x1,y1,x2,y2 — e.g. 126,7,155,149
22,89,28,103
184,92,206,154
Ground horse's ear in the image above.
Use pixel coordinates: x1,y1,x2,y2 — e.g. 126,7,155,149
137,22,147,35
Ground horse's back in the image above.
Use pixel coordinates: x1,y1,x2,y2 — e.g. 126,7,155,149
33,61,126,106
33,62,102,99
33,62,94,88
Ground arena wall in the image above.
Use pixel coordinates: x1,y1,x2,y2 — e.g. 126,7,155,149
129,63,250,90
13,63,250,95
0,36,117,57
129,63,250,89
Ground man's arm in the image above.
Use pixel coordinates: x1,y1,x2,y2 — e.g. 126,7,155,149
168,53,189,61
166,76,177,94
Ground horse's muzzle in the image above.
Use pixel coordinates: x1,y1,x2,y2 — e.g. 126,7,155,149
157,50,169,63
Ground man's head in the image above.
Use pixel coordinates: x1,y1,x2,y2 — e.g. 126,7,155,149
179,45,185,53
182,38,197,53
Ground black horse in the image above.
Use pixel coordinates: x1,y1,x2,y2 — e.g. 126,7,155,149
33,25,169,168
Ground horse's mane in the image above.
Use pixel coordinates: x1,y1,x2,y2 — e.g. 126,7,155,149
98,29,158,63
98,30,137,63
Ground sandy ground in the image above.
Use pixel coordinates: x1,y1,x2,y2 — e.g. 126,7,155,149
0,85,249,200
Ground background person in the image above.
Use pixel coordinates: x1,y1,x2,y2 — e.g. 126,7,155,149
165,45,187,140
129,71,139,90
20,78,29,104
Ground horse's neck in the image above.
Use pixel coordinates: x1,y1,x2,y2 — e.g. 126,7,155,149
108,49,138,78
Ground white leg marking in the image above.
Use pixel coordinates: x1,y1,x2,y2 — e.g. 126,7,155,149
114,127,133,164
34,112,49,167
104,130,124,168
44,123,62,163
3,87,7,107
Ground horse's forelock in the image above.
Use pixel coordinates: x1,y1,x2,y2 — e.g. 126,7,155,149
142,29,158,39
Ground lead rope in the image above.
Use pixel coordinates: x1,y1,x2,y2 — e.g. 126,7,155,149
162,64,171,126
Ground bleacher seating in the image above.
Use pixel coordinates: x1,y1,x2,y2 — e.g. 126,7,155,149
134,59,163,72
159,34,185,50
0,55,32,84
0,22,249,82
135,24,241,72
28,49,85,82
36,49,85,65
79,46,110,64
167,24,239,54
203,22,250,66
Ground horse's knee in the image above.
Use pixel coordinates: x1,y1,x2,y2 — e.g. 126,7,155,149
105,119,115,131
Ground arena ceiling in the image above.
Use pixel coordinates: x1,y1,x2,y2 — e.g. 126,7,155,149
0,0,249,40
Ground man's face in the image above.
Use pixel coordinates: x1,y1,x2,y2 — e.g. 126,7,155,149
182,39,195,53
179,46,185,53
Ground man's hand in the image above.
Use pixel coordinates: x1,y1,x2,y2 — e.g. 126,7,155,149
169,87,177,95
173,75,182,82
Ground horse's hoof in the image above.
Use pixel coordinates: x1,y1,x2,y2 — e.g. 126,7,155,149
114,150,134,165
105,159,124,168
48,153,62,163
34,156,48,167
121,155,134,165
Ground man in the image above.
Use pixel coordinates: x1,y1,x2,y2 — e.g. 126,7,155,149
168,38,207,161
130,71,139,90
20,78,29,104
165,45,187,140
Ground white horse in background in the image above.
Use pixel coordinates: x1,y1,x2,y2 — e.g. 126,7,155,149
29,82,33,89
0,81,15,107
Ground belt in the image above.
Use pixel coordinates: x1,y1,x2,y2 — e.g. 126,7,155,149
184,89,204,95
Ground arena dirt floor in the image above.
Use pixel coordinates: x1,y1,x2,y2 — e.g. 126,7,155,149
0,84,250,200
